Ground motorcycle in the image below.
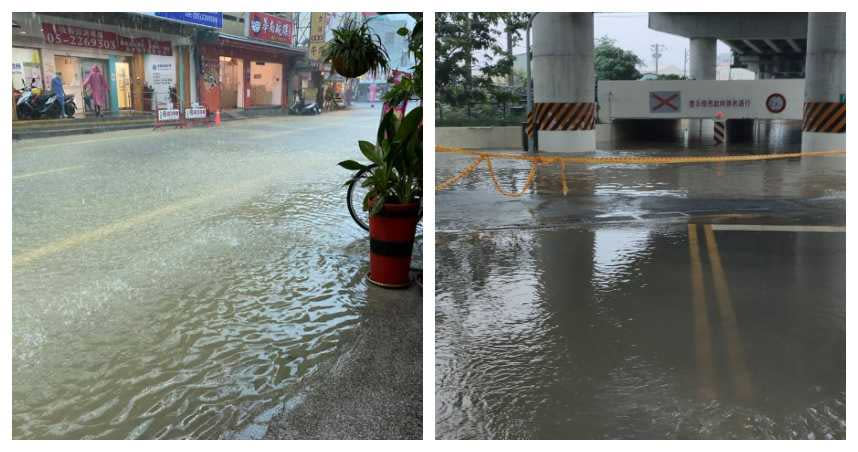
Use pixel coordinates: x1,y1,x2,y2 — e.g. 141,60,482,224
289,99,320,115
16,83,76,119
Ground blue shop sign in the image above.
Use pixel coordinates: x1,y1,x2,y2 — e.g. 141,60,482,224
153,12,223,29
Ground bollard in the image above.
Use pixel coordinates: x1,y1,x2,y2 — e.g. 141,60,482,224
215,110,221,126
714,112,726,146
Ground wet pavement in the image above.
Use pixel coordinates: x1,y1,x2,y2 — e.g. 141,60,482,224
12,103,422,439
435,143,845,439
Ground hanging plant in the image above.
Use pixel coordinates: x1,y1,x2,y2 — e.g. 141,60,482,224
323,18,390,79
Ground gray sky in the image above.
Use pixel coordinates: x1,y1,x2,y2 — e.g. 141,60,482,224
510,13,731,74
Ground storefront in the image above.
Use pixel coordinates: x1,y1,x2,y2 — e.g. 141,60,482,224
12,46,45,92
12,12,198,116
197,32,303,113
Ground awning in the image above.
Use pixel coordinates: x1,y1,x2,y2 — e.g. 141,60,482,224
217,33,306,58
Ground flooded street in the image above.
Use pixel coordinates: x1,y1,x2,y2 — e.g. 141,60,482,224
12,105,421,439
435,144,845,439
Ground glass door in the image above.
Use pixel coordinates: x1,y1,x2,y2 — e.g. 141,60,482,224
114,61,132,109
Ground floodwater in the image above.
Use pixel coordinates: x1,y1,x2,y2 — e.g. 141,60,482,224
13,106,421,439
435,140,845,439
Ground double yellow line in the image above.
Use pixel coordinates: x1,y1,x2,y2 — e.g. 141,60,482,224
687,224,753,401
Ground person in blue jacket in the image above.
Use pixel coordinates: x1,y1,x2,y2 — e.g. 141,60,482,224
51,73,67,118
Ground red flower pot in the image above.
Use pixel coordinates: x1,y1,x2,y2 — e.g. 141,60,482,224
368,202,419,288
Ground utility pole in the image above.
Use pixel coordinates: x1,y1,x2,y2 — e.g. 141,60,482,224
683,48,688,78
651,43,665,75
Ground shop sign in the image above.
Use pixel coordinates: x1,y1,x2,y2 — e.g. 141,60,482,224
42,23,173,56
688,98,751,109
248,12,293,45
158,109,180,121
184,107,207,119
152,12,223,29
309,12,327,62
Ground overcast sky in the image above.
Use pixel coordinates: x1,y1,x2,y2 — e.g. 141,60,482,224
509,13,731,74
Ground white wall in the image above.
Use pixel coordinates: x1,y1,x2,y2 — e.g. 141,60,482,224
598,79,805,121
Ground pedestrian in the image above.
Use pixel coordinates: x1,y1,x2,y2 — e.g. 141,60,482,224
51,73,67,119
82,65,108,118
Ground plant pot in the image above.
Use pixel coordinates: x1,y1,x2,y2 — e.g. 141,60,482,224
332,57,370,79
368,202,419,288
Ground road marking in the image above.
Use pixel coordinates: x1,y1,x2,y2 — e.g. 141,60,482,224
687,224,717,400
710,224,845,233
703,224,753,401
13,165,84,180
12,174,276,267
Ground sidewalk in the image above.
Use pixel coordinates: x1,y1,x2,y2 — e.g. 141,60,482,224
11,106,312,141
264,278,422,440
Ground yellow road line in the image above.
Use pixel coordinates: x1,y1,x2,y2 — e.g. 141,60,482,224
711,224,845,233
13,165,84,180
687,224,717,400
703,224,753,401
12,175,275,267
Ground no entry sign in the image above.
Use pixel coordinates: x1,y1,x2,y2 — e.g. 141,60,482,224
650,91,681,113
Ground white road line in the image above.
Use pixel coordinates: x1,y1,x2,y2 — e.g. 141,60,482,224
13,165,85,180
710,224,845,233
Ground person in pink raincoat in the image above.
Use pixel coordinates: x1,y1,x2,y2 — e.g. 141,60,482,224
82,65,109,118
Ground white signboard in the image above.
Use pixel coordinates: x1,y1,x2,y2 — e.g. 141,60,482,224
158,109,180,121
184,108,207,119
598,79,805,121
145,54,176,110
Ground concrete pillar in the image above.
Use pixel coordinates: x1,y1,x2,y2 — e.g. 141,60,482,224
689,38,717,144
532,13,595,152
689,38,716,81
802,13,845,151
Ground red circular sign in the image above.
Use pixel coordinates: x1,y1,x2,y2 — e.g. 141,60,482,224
766,93,786,113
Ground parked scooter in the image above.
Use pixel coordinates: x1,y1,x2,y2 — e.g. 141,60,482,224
16,82,76,119
289,96,320,115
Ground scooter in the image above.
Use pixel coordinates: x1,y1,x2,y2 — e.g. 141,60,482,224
289,99,321,115
41,92,77,119
16,84,76,119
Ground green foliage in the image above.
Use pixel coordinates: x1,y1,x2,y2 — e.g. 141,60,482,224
435,12,528,107
655,74,687,80
383,13,423,106
338,13,423,215
594,36,643,81
323,18,390,78
338,107,423,215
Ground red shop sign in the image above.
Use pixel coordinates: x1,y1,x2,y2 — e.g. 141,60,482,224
247,12,294,45
42,23,173,56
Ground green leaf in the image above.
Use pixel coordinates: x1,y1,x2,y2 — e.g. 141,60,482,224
338,160,368,171
358,140,380,164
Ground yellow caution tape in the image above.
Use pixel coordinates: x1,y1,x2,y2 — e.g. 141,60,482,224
435,145,845,195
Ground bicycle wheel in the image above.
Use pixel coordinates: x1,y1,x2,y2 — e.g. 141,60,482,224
347,165,374,231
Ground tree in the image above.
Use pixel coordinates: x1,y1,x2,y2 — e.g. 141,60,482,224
435,13,529,112
594,36,643,80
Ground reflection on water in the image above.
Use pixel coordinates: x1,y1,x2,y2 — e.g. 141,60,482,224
435,224,845,439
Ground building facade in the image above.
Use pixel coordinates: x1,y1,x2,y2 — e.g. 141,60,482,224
12,12,215,116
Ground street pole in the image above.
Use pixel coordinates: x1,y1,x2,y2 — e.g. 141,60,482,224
525,12,538,153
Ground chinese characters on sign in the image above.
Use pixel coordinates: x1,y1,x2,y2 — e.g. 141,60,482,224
309,12,327,63
42,23,172,56
689,98,751,109
248,12,294,45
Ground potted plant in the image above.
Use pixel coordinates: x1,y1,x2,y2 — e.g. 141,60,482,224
337,14,422,288
323,18,390,79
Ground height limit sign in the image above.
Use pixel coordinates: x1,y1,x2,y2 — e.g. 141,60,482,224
650,91,681,113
